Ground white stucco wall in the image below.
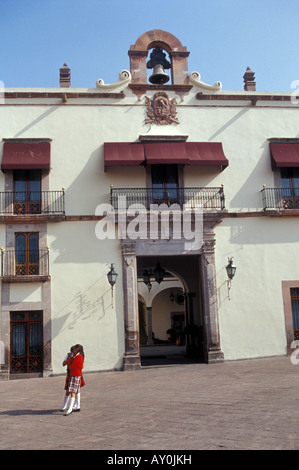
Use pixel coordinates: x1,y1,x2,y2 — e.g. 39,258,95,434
1,91,299,215
0,84,298,372
47,221,124,373
215,216,299,360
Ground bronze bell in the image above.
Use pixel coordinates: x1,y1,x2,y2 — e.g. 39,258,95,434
149,64,170,85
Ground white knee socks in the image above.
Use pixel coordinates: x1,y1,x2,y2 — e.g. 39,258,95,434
61,395,69,411
64,397,75,415
73,393,80,410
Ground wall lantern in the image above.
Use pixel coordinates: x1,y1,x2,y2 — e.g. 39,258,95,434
107,263,118,307
169,291,175,302
226,257,236,299
142,268,151,286
153,262,165,284
142,261,166,287
142,269,153,292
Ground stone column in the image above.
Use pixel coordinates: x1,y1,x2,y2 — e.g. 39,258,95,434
146,306,154,345
185,291,197,356
169,51,190,85
128,51,148,84
0,282,10,380
201,232,224,363
42,280,53,377
121,241,141,370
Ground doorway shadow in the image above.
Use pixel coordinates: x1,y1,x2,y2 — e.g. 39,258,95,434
140,343,201,367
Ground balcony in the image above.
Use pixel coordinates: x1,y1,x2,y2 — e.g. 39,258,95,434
0,249,50,282
261,187,299,210
0,191,65,220
110,187,226,210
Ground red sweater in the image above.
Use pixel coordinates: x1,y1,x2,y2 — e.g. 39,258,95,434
67,353,84,377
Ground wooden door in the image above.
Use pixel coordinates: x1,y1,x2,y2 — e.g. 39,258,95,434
15,233,39,275
10,311,43,374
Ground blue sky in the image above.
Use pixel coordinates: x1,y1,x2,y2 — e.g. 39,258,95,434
1,0,299,92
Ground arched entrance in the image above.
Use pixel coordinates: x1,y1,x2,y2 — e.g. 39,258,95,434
137,255,204,366
121,231,224,370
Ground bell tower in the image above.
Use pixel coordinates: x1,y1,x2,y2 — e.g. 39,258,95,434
128,30,190,86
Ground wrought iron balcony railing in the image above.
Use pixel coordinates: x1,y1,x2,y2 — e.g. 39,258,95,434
0,191,65,215
110,187,225,210
0,249,49,278
261,187,299,210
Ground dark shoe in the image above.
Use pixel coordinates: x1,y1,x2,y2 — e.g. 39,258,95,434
72,408,81,412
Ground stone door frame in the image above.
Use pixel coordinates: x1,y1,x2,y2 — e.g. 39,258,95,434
121,221,224,370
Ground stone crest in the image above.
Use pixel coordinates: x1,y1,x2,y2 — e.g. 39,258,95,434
145,92,179,125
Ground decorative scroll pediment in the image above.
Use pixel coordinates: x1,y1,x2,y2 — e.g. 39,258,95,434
189,72,222,91
96,70,131,89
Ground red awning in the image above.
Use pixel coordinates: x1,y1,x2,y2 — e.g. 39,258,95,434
104,142,145,167
1,141,51,171
144,142,189,164
104,142,229,168
185,142,229,167
270,142,299,168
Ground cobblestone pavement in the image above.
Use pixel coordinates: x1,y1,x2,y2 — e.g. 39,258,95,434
0,355,299,451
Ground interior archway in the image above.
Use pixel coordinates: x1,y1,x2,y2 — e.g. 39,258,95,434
137,254,204,366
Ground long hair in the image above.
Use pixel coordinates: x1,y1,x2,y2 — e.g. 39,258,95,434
74,344,84,360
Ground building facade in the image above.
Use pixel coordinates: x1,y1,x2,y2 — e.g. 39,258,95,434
1,30,299,379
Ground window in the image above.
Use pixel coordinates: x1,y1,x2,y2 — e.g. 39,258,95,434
281,168,299,209
151,165,179,204
10,311,43,373
15,232,39,275
13,169,41,214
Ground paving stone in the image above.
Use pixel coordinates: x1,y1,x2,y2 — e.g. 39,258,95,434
0,356,299,450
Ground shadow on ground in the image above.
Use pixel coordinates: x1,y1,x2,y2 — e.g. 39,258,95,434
140,344,201,367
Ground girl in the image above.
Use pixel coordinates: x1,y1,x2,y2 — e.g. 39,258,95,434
64,344,85,416
60,345,74,412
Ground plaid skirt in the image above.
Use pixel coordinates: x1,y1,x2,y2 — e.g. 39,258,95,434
65,374,85,391
68,376,81,394
64,374,71,391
